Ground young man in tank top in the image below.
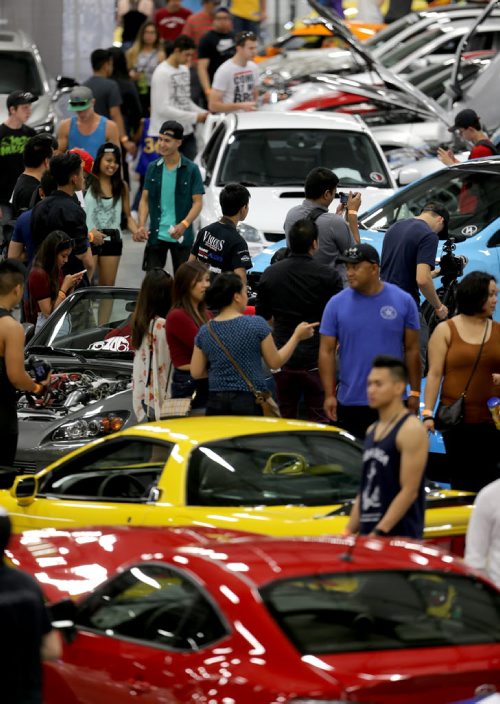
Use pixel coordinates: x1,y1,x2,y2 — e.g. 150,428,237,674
56,87,120,159
344,355,428,539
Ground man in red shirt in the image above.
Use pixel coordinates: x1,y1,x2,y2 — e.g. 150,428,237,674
438,108,498,166
183,0,218,50
155,0,192,41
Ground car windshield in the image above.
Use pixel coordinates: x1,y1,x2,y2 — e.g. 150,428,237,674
186,431,362,507
359,165,500,237
0,51,44,95
31,289,137,353
216,129,390,188
261,570,500,654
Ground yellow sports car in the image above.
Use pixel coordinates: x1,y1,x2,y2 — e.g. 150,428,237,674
0,418,473,554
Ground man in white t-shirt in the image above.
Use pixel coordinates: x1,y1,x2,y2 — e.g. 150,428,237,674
149,34,208,159
208,30,259,113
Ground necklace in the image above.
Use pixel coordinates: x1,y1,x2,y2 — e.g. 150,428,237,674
374,410,405,442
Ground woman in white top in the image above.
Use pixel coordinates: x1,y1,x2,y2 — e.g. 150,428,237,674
126,20,165,116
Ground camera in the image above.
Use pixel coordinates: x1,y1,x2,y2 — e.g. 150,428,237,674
440,237,468,284
337,191,349,205
28,356,51,382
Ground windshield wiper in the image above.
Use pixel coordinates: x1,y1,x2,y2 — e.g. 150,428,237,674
27,346,87,363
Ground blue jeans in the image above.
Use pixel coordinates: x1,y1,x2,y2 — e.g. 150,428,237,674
171,368,208,409
206,390,263,416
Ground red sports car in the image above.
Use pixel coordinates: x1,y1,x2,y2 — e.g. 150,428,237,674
8,527,500,704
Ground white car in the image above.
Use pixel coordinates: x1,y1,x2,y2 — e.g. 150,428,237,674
196,111,396,253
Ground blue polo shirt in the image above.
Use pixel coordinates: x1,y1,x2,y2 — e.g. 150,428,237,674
320,282,419,406
381,218,439,306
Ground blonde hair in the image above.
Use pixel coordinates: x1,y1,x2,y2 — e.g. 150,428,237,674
126,20,163,70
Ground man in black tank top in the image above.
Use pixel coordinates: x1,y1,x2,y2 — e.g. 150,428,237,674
0,260,50,466
345,355,428,539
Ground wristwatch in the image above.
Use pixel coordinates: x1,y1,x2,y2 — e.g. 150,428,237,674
373,527,388,536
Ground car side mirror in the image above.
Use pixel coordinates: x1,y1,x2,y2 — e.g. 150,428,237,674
11,475,38,506
398,167,420,186
49,598,78,643
0,467,17,489
487,230,500,247
56,75,78,90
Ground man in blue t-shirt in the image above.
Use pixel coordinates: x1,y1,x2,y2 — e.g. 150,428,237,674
319,243,421,440
381,203,449,315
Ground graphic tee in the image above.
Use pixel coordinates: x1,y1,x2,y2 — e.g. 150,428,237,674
212,59,259,105
198,31,236,80
191,220,252,275
0,123,36,204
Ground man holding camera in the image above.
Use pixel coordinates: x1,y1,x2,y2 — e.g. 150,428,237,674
283,167,360,286
0,260,50,467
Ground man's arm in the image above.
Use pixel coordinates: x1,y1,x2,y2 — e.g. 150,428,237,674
345,495,361,535
75,247,94,280
416,262,448,320
404,327,421,415
208,88,256,114
197,58,212,97
135,188,150,242
56,118,70,153
105,118,120,148
374,417,428,534
233,267,247,284
169,193,203,241
41,630,62,661
4,321,48,391
7,240,25,261
319,334,338,421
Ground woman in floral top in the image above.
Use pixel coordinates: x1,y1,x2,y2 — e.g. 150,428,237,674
132,268,173,421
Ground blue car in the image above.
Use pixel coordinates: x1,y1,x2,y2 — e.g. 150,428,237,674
250,157,500,457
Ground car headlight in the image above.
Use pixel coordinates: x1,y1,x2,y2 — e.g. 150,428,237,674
33,112,55,134
238,222,265,243
51,412,130,441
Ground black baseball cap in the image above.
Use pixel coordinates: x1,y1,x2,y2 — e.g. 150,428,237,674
7,90,37,109
448,108,480,132
421,202,450,239
337,243,380,265
159,121,184,140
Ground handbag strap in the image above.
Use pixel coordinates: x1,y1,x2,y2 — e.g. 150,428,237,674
461,319,489,398
207,320,259,396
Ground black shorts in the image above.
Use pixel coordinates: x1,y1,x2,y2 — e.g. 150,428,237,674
91,238,123,257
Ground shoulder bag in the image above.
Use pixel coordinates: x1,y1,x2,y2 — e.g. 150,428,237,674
208,321,281,418
435,320,489,430
160,363,195,418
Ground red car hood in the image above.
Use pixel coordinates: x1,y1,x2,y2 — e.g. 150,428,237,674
311,647,500,702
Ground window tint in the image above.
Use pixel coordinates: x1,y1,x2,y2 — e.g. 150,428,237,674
39,439,172,501
0,51,43,95
261,570,500,654
360,167,500,237
216,129,390,188
77,564,228,650
187,431,362,507
36,289,137,350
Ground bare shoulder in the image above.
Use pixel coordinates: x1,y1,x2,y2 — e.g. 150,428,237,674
397,414,428,447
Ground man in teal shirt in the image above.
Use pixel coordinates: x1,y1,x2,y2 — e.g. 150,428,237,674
136,120,205,271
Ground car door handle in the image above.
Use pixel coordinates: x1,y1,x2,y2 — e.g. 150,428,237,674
128,679,152,694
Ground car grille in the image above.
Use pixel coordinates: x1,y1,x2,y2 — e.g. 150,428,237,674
13,460,38,473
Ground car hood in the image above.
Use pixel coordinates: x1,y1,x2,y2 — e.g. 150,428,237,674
203,185,394,238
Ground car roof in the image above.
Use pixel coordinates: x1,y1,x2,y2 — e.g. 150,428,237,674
0,29,34,51
8,526,474,602
122,416,349,446
230,110,367,133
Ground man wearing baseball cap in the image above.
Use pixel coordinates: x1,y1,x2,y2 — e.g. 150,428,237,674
57,86,119,159
0,91,37,238
135,120,205,272
319,243,421,439
438,108,497,166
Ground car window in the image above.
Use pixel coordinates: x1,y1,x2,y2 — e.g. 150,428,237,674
360,167,500,238
261,570,500,654
201,122,226,183
77,563,228,650
34,290,137,351
0,50,44,95
38,438,173,502
187,431,362,507
216,129,390,188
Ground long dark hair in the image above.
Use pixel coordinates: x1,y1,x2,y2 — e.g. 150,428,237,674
33,230,72,308
131,268,173,349
172,261,210,327
89,142,124,204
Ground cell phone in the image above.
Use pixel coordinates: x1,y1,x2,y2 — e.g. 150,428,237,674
76,269,86,276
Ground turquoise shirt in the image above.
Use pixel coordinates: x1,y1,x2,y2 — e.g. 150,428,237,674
159,163,178,242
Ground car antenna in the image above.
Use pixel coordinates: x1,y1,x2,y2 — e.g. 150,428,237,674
340,534,359,562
